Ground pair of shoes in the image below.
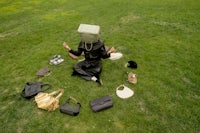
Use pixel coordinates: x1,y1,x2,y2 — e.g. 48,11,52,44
96,78,103,86
49,55,64,65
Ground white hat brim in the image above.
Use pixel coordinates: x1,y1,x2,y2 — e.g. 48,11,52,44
109,52,123,60
116,85,134,99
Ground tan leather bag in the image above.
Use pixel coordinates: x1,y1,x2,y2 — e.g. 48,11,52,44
35,89,64,111
128,72,137,84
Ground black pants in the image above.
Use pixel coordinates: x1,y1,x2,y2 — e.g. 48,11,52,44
72,60,102,81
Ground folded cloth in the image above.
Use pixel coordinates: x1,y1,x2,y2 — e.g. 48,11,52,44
36,67,51,77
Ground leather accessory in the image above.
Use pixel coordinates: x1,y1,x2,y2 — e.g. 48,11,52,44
128,72,137,84
90,95,113,112
21,82,51,99
60,96,81,116
36,67,51,77
116,84,134,99
35,89,64,111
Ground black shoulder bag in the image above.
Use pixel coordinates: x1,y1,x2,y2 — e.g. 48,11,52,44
60,96,81,116
21,82,51,99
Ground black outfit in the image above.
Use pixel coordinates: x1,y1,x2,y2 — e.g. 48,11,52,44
69,40,110,81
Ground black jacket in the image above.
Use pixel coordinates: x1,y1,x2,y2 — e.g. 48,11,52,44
69,40,110,61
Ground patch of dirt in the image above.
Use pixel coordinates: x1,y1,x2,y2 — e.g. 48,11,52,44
153,21,192,32
0,34,6,38
120,14,140,24
8,100,14,105
3,89,8,94
138,100,146,112
182,77,195,86
17,127,22,133
36,110,44,115
114,121,124,129
65,123,70,128
17,119,28,133
0,32,18,38
1,105,8,110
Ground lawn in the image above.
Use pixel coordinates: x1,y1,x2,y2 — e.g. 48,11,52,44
0,0,199,132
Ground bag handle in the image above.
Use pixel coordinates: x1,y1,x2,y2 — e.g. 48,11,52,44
69,96,78,103
56,89,64,100
116,84,125,91
66,96,81,106
49,89,64,100
41,84,51,91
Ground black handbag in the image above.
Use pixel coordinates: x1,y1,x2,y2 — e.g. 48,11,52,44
60,96,81,116
90,95,113,112
21,82,51,99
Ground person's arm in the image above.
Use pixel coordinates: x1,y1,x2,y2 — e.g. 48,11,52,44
107,47,115,54
63,42,71,50
68,52,78,60
101,43,115,59
63,42,82,60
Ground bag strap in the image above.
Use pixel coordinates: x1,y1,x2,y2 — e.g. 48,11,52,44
49,89,64,100
116,84,124,91
67,96,81,106
41,84,51,91
56,89,64,100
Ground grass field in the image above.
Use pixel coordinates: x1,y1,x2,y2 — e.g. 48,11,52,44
0,0,200,132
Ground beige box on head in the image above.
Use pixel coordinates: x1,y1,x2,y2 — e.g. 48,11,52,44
77,24,100,44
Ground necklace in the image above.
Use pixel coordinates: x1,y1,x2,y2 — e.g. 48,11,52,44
84,42,93,51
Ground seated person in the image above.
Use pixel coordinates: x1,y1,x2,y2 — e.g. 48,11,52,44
63,24,115,85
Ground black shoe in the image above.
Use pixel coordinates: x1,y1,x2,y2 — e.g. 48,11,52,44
71,71,78,76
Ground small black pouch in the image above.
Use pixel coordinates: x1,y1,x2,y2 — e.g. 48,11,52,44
90,95,113,112
60,97,81,116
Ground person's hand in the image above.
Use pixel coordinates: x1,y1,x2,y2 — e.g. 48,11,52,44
63,42,71,51
107,47,115,54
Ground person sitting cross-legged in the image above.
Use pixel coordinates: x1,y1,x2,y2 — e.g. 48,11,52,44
63,24,115,85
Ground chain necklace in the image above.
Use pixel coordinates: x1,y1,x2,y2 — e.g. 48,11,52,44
84,42,93,51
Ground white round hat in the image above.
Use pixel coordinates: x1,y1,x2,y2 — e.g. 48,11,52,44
116,84,134,99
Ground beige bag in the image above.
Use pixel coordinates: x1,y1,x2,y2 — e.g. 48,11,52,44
128,72,137,84
35,89,64,111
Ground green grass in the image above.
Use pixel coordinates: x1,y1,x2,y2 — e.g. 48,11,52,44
0,0,200,132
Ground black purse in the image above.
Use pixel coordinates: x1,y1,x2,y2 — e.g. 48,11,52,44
21,82,51,99
90,95,113,112
60,96,81,116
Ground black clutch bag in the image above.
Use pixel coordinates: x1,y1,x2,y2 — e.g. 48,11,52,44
90,95,113,112
60,96,81,116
